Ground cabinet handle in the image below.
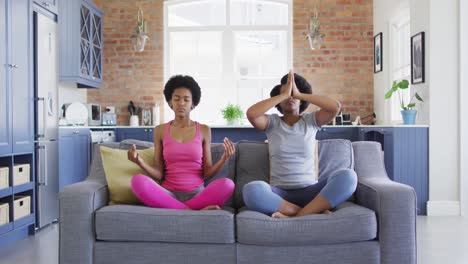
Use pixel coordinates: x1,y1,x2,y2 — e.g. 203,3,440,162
144,129,148,132
8,64,18,68
42,2,50,7
149,129,152,132
73,130,80,134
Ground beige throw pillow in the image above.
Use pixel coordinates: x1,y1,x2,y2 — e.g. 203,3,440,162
100,146,154,205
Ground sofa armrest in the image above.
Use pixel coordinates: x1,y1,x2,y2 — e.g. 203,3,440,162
59,180,109,264
355,178,417,264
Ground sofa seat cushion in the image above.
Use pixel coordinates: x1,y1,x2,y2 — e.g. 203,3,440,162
236,202,376,246
95,205,235,244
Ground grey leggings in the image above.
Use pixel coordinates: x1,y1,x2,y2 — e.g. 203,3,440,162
242,169,358,214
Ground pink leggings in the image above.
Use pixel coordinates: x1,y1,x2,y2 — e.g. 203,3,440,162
131,174,235,210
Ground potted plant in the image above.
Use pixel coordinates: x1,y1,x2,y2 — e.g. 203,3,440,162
221,103,244,126
384,79,424,125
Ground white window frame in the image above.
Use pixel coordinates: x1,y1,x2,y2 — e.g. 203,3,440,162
388,10,410,124
163,0,293,123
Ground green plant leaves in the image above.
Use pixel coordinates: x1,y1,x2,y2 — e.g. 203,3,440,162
385,89,394,99
407,103,416,108
398,79,409,89
415,92,424,102
221,103,244,121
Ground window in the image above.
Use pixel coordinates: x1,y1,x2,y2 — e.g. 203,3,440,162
164,0,292,124
390,14,410,122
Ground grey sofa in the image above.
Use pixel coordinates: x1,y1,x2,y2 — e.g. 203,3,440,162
59,139,416,264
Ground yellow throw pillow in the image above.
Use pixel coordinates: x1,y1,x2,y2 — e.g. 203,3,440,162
100,146,155,205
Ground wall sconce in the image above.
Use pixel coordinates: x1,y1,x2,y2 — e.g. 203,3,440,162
130,7,149,52
306,5,324,50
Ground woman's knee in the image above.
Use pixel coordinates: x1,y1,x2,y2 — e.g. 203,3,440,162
210,178,235,193
242,181,269,202
131,174,150,188
332,169,357,185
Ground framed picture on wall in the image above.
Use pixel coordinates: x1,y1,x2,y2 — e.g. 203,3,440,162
374,33,383,73
411,31,425,84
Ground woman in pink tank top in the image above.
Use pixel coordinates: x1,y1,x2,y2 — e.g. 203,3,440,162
127,75,235,210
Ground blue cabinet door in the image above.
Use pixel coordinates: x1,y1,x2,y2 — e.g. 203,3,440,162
59,0,102,88
59,129,90,190
117,128,151,142
58,132,74,191
11,0,33,154
75,131,90,183
317,127,359,141
0,0,12,155
211,128,266,143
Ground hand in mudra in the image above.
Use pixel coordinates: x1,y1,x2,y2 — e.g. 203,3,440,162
127,144,141,165
221,137,235,162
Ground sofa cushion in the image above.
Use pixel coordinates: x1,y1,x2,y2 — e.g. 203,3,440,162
206,144,236,207
234,141,270,208
318,139,354,180
95,205,235,244
236,202,376,246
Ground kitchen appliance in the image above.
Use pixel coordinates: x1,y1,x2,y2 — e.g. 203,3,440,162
61,102,88,126
90,130,116,161
102,106,117,126
87,104,102,126
34,12,59,229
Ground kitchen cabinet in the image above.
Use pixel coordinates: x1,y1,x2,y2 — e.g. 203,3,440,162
316,127,359,141
117,128,154,142
59,0,103,88
0,0,36,247
33,0,58,15
0,0,34,155
59,128,90,190
211,127,266,143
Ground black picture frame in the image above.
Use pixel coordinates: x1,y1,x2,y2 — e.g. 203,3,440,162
374,32,383,73
411,31,425,84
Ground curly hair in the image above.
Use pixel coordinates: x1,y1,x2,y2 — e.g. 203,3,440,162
163,75,201,107
270,73,313,114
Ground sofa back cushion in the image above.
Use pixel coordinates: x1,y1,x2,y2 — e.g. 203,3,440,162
206,143,236,207
234,141,270,208
318,139,354,181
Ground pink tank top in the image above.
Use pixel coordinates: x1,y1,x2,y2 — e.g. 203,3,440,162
161,121,204,191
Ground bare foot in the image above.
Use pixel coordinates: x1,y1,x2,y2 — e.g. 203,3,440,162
322,209,333,215
271,212,290,218
201,205,221,210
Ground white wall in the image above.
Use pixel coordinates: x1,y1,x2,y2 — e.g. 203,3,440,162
410,0,430,124
58,82,87,114
375,0,461,215
373,0,411,125
426,0,460,215
460,0,467,216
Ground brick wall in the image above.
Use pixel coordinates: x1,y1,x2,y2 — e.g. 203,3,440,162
89,0,373,125
89,0,164,125
293,0,374,121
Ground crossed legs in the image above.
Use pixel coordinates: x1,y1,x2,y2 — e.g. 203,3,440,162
242,169,357,217
131,174,235,210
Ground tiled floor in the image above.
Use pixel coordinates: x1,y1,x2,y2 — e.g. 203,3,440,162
0,216,467,264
